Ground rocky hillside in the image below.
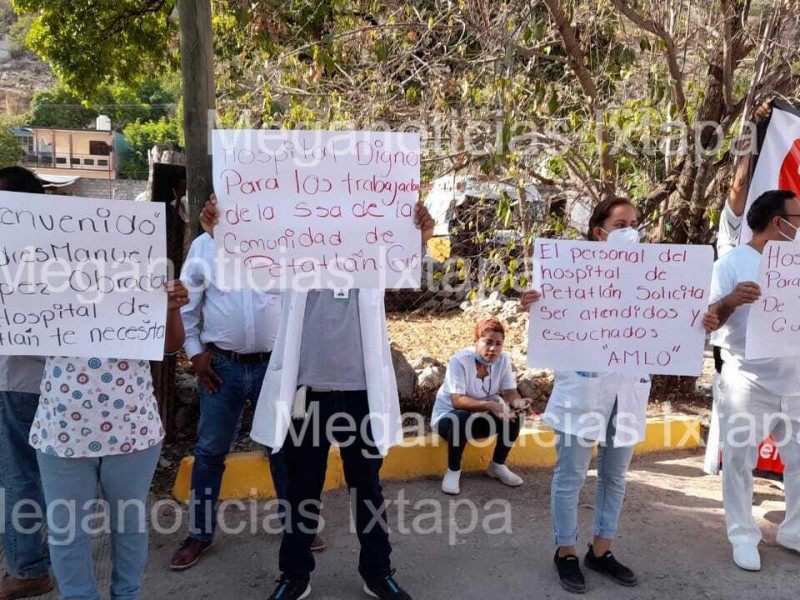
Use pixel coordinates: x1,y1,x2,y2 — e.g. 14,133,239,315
0,1,55,116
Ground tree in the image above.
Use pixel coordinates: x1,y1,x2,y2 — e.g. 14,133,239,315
11,0,178,99
119,115,183,179
0,126,24,168
29,85,98,127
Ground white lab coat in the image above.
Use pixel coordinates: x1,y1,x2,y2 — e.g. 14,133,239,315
250,290,403,456
544,371,652,447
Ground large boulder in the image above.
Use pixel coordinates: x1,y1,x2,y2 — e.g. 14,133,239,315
392,347,418,404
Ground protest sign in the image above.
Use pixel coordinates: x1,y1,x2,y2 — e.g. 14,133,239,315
527,239,713,375
0,191,167,359
745,241,800,359
212,129,422,290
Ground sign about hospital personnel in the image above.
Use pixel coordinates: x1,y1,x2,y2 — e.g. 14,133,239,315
212,129,422,290
527,239,713,375
0,191,167,360
746,241,800,359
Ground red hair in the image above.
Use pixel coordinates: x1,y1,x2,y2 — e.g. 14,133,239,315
474,318,505,341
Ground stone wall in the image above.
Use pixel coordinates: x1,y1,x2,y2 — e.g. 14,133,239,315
55,178,149,201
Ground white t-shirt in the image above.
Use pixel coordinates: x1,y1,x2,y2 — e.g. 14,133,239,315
431,348,517,427
710,244,800,395
716,202,742,258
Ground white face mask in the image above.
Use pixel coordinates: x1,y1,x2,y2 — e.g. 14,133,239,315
604,227,641,244
779,218,800,242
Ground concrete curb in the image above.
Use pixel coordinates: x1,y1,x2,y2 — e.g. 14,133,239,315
172,415,702,502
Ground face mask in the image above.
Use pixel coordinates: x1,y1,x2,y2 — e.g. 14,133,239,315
473,352,493,366
604,227,641,244
779,218,800,242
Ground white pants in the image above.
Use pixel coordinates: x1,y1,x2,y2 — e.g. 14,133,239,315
718,366,800,547
703,373,722,475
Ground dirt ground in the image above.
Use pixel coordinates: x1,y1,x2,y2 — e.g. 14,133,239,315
18,451,800,600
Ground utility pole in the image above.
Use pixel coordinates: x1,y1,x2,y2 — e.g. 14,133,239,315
178,0,215,238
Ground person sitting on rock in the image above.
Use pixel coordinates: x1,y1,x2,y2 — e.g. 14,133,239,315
430,318,532,495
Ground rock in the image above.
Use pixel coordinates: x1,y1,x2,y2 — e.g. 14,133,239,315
417,365,446,391
392,347,417,403
516,368,554,401
175,370,199,407
158,458,173,469
411,356,445,370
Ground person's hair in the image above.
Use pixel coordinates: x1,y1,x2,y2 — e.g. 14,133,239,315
474,318,505,341
587,197,636,240
746,189,797,233
0,166,45,194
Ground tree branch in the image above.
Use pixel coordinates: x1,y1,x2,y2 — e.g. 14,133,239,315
610,0,687,118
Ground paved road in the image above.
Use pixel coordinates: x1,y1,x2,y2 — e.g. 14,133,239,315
9,450,799,599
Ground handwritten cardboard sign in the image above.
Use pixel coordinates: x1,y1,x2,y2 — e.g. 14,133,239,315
746,241,800,359
0,191,167,360
527,239,713,375
212,129,422,290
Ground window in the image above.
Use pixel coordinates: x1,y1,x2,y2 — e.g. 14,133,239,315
71,157,80,165
84,159,95,166
56,157,67,165
89,141,111,156
97,159,109,167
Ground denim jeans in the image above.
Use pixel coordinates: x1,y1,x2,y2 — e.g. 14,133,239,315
36,444,162,600
434,409,522,471
551,401,634,547
189,354,288,541
0,391,49,578
280,390,392,582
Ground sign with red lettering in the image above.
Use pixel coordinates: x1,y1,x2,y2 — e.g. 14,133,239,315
527,239,713,375
745,241,800,359
211,130,422,289
0,191,168,359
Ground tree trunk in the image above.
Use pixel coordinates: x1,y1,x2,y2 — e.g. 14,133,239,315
178,0,216,235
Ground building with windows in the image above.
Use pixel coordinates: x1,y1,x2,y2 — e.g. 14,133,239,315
12,117,121,180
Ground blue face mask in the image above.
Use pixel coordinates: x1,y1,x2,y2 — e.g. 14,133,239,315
474,352,492,366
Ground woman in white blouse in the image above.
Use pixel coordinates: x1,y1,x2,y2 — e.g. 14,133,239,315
430,318,532,495
31,281,188,600
522,197,650,594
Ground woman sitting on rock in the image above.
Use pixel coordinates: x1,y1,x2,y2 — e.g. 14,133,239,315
430,318,532,495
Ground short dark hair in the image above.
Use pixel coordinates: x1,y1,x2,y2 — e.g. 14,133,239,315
0,166,45,194
746,189,797,232
587,197,636,240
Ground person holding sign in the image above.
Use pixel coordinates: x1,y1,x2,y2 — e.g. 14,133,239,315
522,198,649,594
430,318,532,495
200,198,434,600
168,231,324,571
704,189,800,571
0,167,54,600
31,281,188,600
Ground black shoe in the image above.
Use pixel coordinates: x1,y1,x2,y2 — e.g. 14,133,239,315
584,545,638,587
267,576,311,600
554,550,587,594
363,570,412,599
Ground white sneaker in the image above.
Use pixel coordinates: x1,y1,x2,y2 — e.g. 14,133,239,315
486,462,523,487
776,533,800,554
441,469,461,495
732,543,761,571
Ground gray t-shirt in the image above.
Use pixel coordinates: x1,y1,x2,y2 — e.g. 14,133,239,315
297,290,367,391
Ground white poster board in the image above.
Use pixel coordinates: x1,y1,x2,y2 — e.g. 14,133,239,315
212,129,422,290
0,191,167,359
527,239,713,375
746,241,800,359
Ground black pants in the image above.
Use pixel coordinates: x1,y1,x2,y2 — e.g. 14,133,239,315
279,390,392,582
434,409,522,471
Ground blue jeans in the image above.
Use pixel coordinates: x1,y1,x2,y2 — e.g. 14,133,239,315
36,444,162,600
0,391,49,578
189,354,288,541
551,402,634,547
